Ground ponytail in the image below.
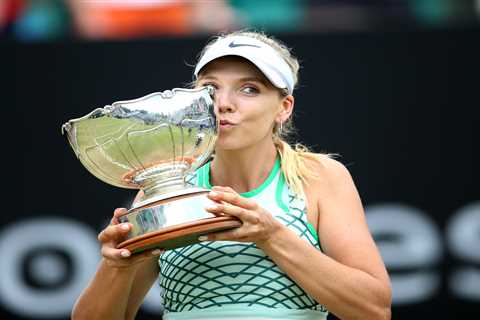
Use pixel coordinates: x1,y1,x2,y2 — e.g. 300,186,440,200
274,136,334,200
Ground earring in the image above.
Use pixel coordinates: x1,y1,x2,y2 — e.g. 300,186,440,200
278,121,283,135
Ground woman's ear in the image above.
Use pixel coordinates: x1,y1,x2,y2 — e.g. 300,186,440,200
277,95,294,123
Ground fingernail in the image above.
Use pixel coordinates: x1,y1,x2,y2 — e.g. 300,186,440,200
121,223,130,231
206,204,218,211
121,250,131,258
152,249,163,256
209,191,219,197
198,236,208,242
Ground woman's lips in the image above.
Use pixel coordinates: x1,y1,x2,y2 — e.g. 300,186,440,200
219,120,235,127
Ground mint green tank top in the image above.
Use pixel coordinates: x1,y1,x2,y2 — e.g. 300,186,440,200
159,158,328,319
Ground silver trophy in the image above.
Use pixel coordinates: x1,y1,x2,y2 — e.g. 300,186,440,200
62,87,240,253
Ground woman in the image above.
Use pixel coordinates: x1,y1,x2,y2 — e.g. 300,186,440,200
72,31,392,320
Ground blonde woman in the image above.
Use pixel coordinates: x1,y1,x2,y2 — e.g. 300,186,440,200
72,31,392,320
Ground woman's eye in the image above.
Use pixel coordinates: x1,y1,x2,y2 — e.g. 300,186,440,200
241,86,259,95
200,82,218,90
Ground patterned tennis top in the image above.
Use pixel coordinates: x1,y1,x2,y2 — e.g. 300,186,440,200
159,158,328,320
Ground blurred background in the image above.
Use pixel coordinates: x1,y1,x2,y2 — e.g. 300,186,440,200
1,0,479,319
2,0,480,40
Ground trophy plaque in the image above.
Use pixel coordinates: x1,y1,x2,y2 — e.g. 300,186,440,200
62,87,241,253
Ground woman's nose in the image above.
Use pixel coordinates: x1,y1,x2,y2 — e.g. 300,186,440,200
214,90,235,113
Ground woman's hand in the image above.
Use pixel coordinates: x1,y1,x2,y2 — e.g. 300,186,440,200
202,186,283,249
97,208,162,269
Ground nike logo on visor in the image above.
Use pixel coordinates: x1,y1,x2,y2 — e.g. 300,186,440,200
228,41,261,48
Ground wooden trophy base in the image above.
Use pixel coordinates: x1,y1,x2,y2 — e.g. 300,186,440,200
117,216,241,254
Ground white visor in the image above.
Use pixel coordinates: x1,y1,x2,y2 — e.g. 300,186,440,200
194,35,294,94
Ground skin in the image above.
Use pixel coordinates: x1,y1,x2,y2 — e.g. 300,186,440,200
71,56,391,320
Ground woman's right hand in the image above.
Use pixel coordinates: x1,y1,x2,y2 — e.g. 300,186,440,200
97,208,162,268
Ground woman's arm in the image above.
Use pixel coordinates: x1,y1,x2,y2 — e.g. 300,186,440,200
71,208,161,320
260,157,391,319
260,224,391,320
203,158,391,320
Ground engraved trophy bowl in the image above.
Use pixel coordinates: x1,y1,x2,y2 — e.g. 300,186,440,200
62,87,241,253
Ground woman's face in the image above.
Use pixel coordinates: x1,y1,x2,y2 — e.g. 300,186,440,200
197,56,291,152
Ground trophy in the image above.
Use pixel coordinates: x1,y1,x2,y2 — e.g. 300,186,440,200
62,87,241,253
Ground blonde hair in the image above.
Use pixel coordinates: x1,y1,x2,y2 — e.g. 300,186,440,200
196,30,331,199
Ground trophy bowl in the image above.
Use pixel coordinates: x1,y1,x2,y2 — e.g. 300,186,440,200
62,87,241,253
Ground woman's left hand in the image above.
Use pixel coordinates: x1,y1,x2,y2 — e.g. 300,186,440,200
202,186,283,248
